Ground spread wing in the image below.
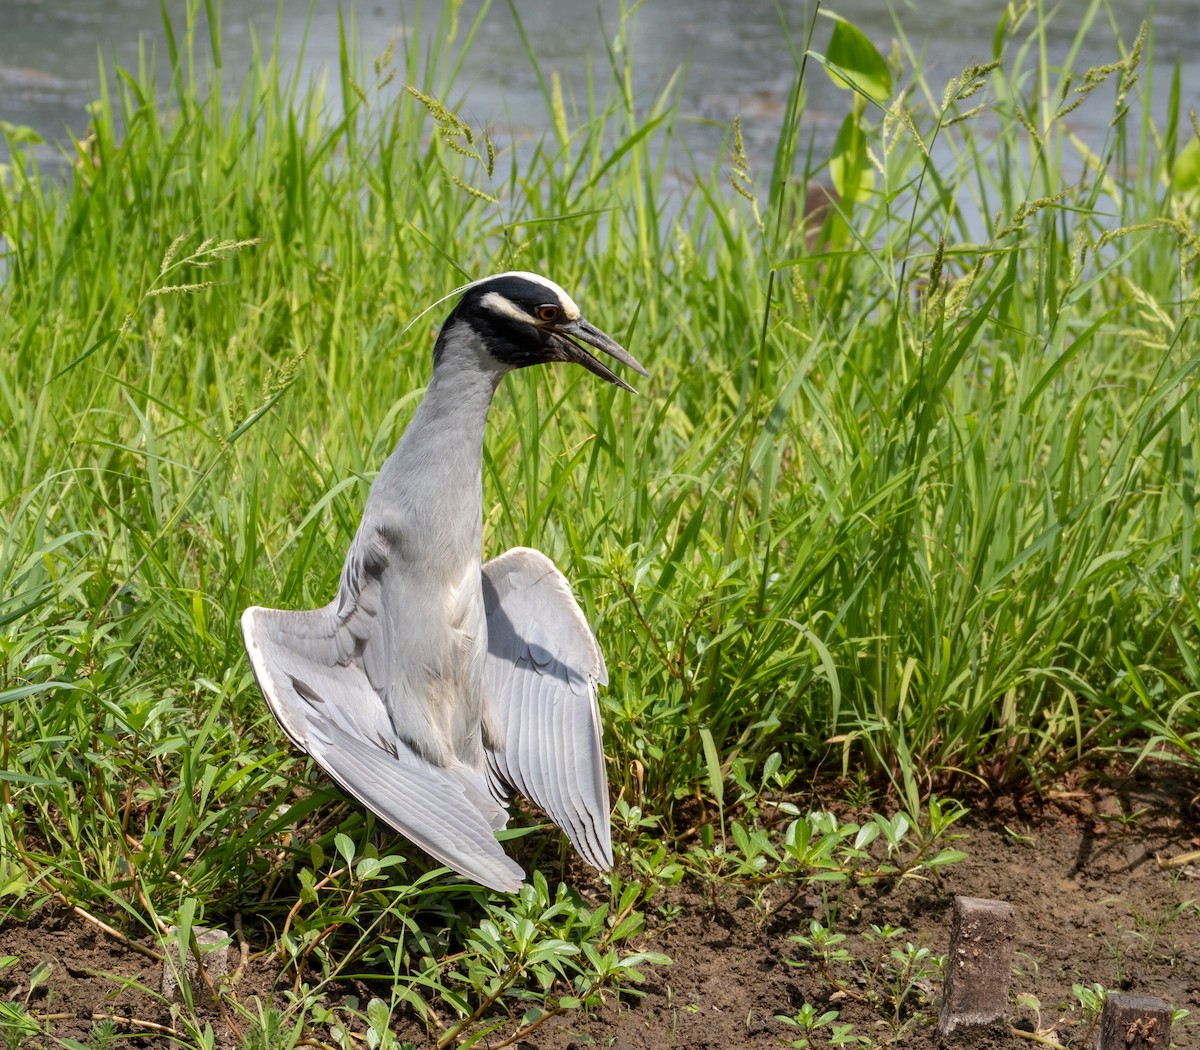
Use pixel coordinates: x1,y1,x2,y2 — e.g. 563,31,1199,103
482,547,613,872
240,525,523,893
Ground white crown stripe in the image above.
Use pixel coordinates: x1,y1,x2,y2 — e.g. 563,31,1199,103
466,271,581,319
400,271,581,340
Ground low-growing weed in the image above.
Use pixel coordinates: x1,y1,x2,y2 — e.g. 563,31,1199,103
774,1002,868,1048
782,921,943,1044
271,833,669,1047
684,755,968,890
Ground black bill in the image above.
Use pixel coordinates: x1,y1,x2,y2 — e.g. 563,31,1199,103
552,317,648,393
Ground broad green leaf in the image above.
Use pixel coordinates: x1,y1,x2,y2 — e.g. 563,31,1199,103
820,13,892,102
355,856,381,880
830,112,875,202
0,681,80,705
621,951,672,967
366,998,391,1030
853,823,880,851
28,960,52,993
1174,135,1200,192
699,725,725,810
610,909,645,942
0,120,44,145
928,848,970,867
298,867,318,905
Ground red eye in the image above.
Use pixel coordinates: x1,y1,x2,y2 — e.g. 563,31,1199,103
537,305,559,323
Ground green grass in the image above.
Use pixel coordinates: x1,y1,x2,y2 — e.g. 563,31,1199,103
1,0,1198,1044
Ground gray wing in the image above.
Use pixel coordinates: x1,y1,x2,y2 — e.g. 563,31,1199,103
482,547,613,872
240,529,523,893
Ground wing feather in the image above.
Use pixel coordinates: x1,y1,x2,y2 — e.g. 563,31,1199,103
482,548,613,872
242,592,522,892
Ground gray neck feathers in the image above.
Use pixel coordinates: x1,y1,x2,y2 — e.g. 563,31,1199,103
364,324,509,565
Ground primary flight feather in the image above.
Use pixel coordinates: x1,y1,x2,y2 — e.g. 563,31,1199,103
242,272,647,892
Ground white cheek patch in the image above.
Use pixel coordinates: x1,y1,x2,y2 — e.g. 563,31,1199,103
479,291,536,325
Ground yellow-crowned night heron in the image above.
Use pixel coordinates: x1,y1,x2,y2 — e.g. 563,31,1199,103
241,272,647,891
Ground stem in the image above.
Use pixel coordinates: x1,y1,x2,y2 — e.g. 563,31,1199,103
1010,1027,1068,1048
182,926,245,1043
53,892,165,963
35,1012,183,1038
489,1002,566,1049
279,865,348,955
615,574,673,671
435,959,523,1049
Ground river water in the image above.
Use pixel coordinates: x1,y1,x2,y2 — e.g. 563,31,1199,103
1,1,1197,171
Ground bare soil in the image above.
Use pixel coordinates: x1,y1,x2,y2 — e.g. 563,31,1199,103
2,767,1198,1049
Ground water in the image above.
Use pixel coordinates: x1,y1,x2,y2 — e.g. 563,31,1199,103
1,1,1197,171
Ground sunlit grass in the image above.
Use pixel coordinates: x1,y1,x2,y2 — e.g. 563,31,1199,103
1,0,1197,1044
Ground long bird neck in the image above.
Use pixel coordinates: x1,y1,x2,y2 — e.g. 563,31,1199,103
366,325,507,569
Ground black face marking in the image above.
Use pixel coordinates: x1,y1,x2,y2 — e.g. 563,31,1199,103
437,275,568,370
473,310,556,368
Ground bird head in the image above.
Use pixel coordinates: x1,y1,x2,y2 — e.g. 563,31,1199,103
438,272,648,392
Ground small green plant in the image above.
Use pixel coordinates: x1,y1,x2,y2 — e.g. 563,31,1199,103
0,955,50,1046
0,1010,38,1050
774,1002,867,1047
1120,896,1199,966
1098,803,1150,829
684,748,968,888
728,750,801,823
788,921,856,989
1013,990,1075,1047
1071,982,1109,1046
276,832,669,1048
862,925,942,1036
1003,825,1037,848
696,795,967,885
841,771,879,813
785,921,943,1042
1092,892,1200,993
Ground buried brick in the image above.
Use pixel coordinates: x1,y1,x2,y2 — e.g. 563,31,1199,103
938,895,1015,1039
161,925,230,1003
1099,993,1172,1050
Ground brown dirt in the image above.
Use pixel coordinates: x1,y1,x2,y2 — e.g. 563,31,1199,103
2,768,1197,1049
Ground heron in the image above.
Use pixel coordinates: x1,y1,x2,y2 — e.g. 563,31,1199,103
241,271,647,892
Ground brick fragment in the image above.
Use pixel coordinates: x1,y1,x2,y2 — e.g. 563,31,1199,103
938,895,1015,1038
161,925,230,1003
1099,993,1172,1050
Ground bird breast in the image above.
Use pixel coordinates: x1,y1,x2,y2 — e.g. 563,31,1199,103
370,544,494,769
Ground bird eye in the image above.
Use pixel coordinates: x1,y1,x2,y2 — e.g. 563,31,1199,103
536,305,559,323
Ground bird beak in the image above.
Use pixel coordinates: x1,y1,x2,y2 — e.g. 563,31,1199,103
552,318,648,393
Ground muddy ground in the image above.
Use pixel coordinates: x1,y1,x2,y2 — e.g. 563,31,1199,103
2,766,1197,1049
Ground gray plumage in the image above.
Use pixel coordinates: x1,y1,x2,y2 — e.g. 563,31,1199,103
241,271,647,892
